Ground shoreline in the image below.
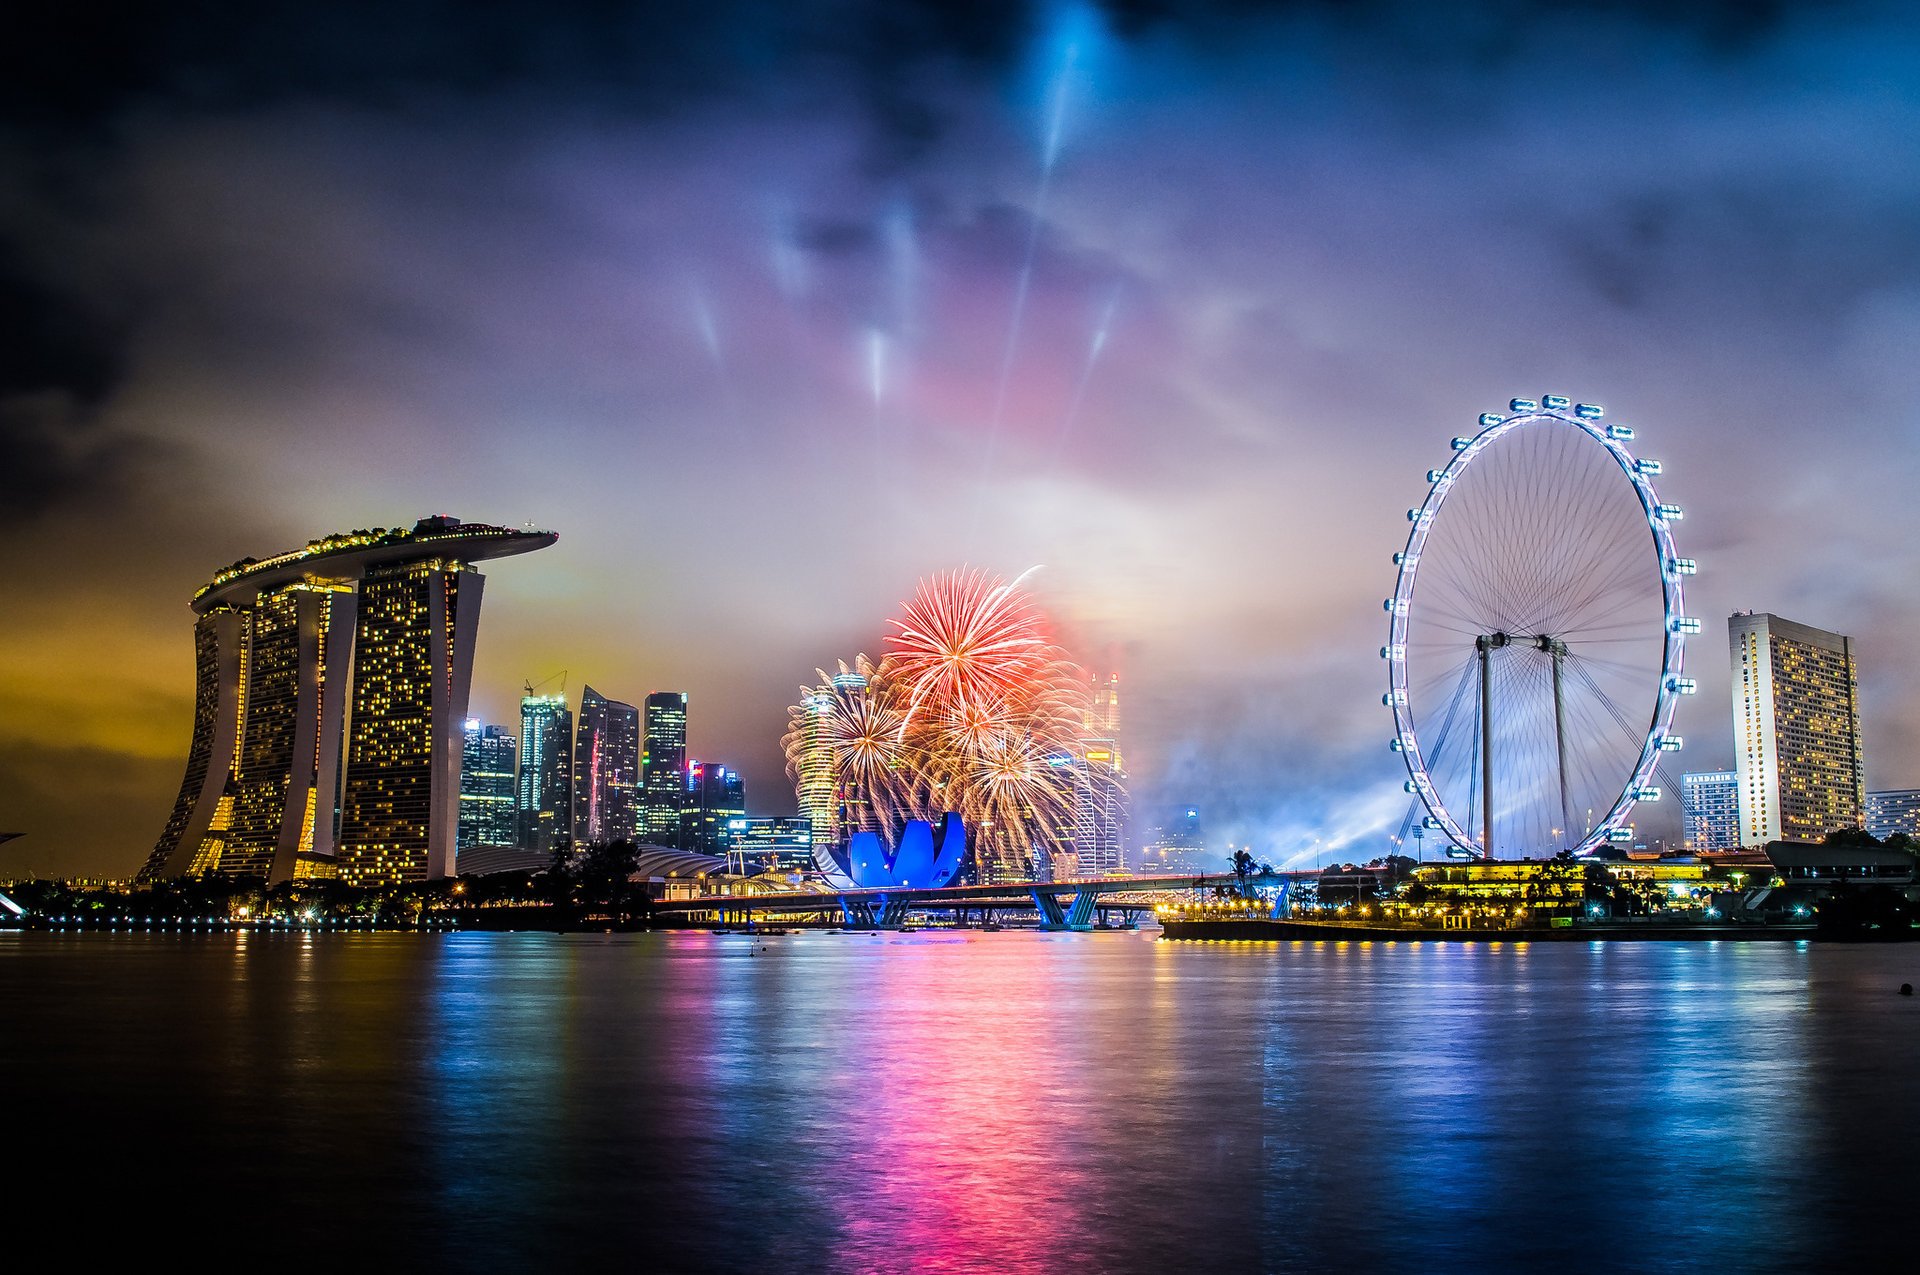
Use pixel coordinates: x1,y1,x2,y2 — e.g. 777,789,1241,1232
1158,917,1842,942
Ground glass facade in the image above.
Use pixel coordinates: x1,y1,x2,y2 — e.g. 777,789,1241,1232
679,760,744,855
458,721,520,873
518,694,573,861
1865,789,1920,841
641,692,688,847
1681,770,1740,851
572,686,641,847
723,816,815,873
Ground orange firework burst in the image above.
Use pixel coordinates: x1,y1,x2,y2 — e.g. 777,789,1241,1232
784,568,1123,881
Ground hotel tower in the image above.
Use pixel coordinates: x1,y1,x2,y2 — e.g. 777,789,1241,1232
141,516,556,885
1729,611,1865,846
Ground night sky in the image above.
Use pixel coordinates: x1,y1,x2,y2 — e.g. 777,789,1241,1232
4,0,1917,877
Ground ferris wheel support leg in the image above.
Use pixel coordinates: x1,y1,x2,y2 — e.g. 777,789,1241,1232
1478,638,1494,861
1552,645,1573,854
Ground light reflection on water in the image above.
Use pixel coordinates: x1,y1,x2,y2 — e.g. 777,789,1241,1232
3,931,1916,1272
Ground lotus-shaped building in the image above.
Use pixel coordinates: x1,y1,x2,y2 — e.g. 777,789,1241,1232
818,814,967,890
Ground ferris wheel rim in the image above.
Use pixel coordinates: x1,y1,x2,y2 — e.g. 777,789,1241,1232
1383,399,1690,857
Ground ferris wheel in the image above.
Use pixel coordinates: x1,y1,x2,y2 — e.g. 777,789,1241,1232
1383,397,1695,859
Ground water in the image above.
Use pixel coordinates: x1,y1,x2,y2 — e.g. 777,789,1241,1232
4,930,1917,1272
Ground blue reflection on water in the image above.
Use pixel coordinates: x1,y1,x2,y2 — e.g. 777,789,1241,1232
3,932,1917,1272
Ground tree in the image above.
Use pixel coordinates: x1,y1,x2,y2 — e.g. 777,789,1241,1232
1229,848,1256,896
576,840,643,927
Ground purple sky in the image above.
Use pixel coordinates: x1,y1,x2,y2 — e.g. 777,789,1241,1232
4,1,1919,876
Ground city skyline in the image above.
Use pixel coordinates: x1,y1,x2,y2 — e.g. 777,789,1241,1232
8,1,1920,876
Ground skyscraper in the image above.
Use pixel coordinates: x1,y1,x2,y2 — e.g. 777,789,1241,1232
794,687,837,849
1136,807,1206,875
1680,770,1739,852
458,721,521,874
1730,612,1864,845
142,517,554,884
1865,790,1920,841
640,692,688,846
518,693,573,861
573,686,641,847
1071,672,1128,876
679,760,746,855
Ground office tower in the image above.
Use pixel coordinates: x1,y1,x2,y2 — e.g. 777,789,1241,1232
1136,807,1206,875
1865,790,1920,841
680,760,745,855
1730,612,1865,845
640,692,689,845
573,686,641,847
1680,770,1740,852
142,517,555,884
457,722,521,874
518,693,573,861
723,816,815,874
1072,672,1128,875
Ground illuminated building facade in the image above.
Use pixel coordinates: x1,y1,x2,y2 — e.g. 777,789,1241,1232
1730,612,1864,845
680,760,745,854
723,816,814,873
641,692,689,846
457,722,522,874
1071,672,1128,875
1865,789,1920,841
573,686,640,847
1681,770,1740,852
141,517,555,884
518,694,573,861
1136,806,1207,875
795,687,837,849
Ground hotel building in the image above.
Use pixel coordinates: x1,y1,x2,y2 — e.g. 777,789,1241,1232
1865,789,1920,841
141,516,555,884
1729,612,1864,846
1680,770,1740,852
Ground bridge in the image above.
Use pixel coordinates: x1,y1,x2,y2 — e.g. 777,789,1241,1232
652,871,1311,932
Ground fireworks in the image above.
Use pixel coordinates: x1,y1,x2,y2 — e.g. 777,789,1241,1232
783,568,1122,881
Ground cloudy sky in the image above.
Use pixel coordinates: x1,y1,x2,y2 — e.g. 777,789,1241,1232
3,0,1917,877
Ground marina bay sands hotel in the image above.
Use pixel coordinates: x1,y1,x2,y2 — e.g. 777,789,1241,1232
139,516,556,887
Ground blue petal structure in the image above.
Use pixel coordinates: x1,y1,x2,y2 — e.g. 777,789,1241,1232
845,814,966,888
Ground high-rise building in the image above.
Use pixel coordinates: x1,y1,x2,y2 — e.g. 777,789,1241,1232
573,686,641,847
1730,612,1865,845
795,687,837,849
1681,770,1740,852
457,722,521,874
1865,790,1920,841
1136,806,1207,875
336,560,488,887
640,692,689,846
518,693,573,862
142,517,554,884
1072,672,1128,875
680,760,745,855
723,816,814,874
